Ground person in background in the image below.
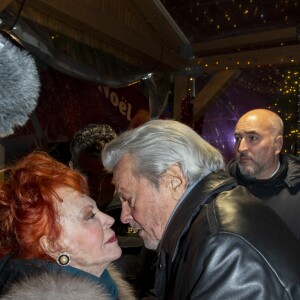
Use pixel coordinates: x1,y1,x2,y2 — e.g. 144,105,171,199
70,124,156,299
101,119,300,300
0,151,136,299
69,124,117,210
227,108,300,240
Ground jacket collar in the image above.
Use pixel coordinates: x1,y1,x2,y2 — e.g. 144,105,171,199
157,170,237,261
228,154,300,188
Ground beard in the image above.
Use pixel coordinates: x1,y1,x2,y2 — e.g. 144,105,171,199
238,154,265,179
142,234,159,250
130,220,159,250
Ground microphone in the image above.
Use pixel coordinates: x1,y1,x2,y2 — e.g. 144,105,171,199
0,32,40,137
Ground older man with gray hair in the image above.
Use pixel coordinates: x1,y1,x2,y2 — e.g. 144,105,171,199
102,119,300,300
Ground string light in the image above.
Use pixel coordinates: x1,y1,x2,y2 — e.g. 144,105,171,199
163,0,299,43
163,0,300,155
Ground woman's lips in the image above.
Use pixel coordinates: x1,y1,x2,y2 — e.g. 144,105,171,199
106,234,117,244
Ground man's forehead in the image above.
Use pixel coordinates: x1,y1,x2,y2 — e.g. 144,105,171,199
236,117,271,134
234,129,260,135
113,154,134,178
113,166,135,192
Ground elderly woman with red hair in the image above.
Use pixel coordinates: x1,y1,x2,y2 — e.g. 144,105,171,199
0,151,135,299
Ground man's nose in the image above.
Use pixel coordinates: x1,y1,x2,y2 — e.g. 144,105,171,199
237,138,247,153
120,202,132,224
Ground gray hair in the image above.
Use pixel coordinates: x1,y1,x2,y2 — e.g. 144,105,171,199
102,119,224,187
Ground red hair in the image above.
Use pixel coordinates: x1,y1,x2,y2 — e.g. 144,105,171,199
0,151,88,260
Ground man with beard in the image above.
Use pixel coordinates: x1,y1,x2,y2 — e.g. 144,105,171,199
227,109,300,241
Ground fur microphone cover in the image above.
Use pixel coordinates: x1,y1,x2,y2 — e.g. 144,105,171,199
0,33,40,137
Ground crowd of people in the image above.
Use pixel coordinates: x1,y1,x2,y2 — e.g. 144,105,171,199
0,107,299,299
1,29,299,300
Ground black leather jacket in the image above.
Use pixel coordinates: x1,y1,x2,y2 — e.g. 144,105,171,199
227,154,300,240
155,171,300,300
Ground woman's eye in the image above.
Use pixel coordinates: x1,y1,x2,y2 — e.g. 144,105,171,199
87,212,96,220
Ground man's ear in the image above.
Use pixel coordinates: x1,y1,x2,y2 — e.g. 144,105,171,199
164,163,188,201
275,135,283,154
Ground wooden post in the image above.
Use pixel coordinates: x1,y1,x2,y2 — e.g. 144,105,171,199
173,76,188,121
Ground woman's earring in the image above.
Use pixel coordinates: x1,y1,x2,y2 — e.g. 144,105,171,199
56,252,71,266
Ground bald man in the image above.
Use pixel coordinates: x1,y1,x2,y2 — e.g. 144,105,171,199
227,109,300,241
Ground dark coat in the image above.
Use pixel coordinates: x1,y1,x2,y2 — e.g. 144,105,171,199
155,171,300,300
227,154,300,240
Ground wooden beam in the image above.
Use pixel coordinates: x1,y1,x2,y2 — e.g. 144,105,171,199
23,0,186,70
190,44,300,73
0,0,14,12
130,0,190,51
192,27,298,54
193,69,241,121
